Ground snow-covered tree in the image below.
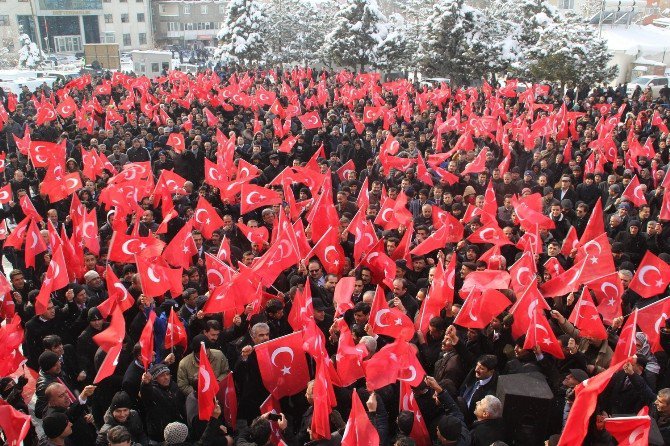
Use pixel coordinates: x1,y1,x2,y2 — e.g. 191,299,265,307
216,0,267,65
264,0,333,65
524,12,617,88
419,0,501,85
18,34,43,69
322,0,403,71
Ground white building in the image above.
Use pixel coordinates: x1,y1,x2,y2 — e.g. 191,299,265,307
0,0,153,56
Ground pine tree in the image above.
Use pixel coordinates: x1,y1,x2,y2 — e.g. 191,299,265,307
18,34,43,69
525,12,617,88
322,0,395,71
216,0,267,65
419,0,499,85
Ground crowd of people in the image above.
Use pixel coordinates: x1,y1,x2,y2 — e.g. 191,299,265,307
0,65,669,446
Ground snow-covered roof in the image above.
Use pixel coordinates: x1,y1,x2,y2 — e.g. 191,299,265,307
633,57,666,67
601,25,670,55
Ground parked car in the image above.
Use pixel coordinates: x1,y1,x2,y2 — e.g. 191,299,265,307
626,75,670,98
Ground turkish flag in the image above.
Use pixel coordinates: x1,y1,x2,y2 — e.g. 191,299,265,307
240,184,282,214
298,111,323,130
363,106,383,123
660,189,670,221
342,391,380,446
509,281,551,338
98,265,134,318
81,208,99,255
217,372,237,428
544,257,565,280
198,344,220,420
509,252,537,295
604,406,650,446
460,270,510,295
288,281,314,331
611,310,638,365
540,257,587,298
236,159,261,181
454,289,511,329
415,258,452,335
156,208,178,235
237,222,270,245
636,296,670,353
350,112,365,134
310,227,345,276
162,220,197,270
24,218,47,269
255,332,310,398
557,359,628,446
409,224,460,257
568,288,607,340
56,95,77,118
165,307,188,350
203,107,219,127
629,251,670,298
652,111,669,134
194,196,225,239
0,399,32,446
335,322,367,386
369,286,415,341
336,159,355,181
107,231,166,264
467,222,511,246
252,219,300,287
579,198,605,245
523,309,564,359
585,273,623,325
0,317,25,376
136,256,183,298
0,184,11,205
311,358,334,440
205,252,235,291
20,195,42,222
260,394,289,446
94,306,126,352
399,381,431,446
621,175,647,207
139,311,156,370
560,226,579,256
34,245,69,315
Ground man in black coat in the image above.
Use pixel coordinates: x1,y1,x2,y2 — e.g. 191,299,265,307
140,363,186,443
35,351,78,419
76,308,106,384
470,395,506,446
23,299,67,371
234,322,271,423
458,354,499,426
43,382,97,445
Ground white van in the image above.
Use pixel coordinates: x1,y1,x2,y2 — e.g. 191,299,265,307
626,75,670,98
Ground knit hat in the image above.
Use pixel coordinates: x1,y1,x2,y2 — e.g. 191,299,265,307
38,351,60,372
110,391,132,411
150,363,170,379
164,422,189,444
437,415,462,441
42,413,69,439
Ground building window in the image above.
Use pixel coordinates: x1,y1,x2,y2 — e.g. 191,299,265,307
559,0,574,8
137,13,144,22
104,14,113,23
103,32,115,43
201,5,207,14
167,22,177,31
186,22,193,30
121,13,129,23
158,4,166,13
138,32,146,44
123,33,131,46
183,4,190,14
219,4,225,14
0,15,8,25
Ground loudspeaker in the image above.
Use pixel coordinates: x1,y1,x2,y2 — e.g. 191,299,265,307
496,372,554,446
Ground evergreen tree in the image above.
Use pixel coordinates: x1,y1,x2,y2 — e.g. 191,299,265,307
525,12,617,88
322,0,396,71
419,0,499,85
216,0,267,65
18,34,43,69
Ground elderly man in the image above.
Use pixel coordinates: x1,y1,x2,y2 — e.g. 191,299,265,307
470,395,505,446
654,388,670,444
234,323,272,423
43,383,97,445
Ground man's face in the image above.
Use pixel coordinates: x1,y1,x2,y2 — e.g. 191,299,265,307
205,328,220,344
360,269,371,284
11,274,25,290
113,408,130,423
428,324,445,340
324,276,338,292
84,255,97,270
563,374,580,388
353,280,364,295
474,362,493,380
550,205,562,218
50,384,72,408
308,263,322,279
44,303,56,320
655,395,670,414
392,280,405,296
354,311,368,325
252,328,270,344
547,244,559,257
413,259,426,271
192,233,203,248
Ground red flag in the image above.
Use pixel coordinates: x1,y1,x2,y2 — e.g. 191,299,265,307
0,399,32,446
585,273,623,325
218,373,237,428
350,112,365,134
166,133,185,154
139,311,156,370
34,245,68,315
165,307,188,350
287,282,314,331
136,256,183,298
204,108,219,127
399,381,431,446
255,332,310,398
558,359,628,446
560,226,579,256
467,222,511,246
568,288,607,340
194,196,225,239
198,343,220,420
454,289,511,329
461,148,488,175
309,227,345,276
311,358,333,440
460,270,510,295
94,306,126,352
259,394,288,446
94,342,123,384
240,184,283,214
369,286,415,341
162,220,197,270
629,251,670,298
0,184,11,204
611,310,638,365
509,281,551,338
298,111,323,130
341,391,380,446
98,265,134,317
523,309,564,359
251,219,300,287
509,252,537,295
335,322,368,386
636,296,670,353
107,231,166,264
540,257,587,297
604,406,650,446
24,218,47,269
579,198,605,245
337,159,356,181
621,175,647,207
